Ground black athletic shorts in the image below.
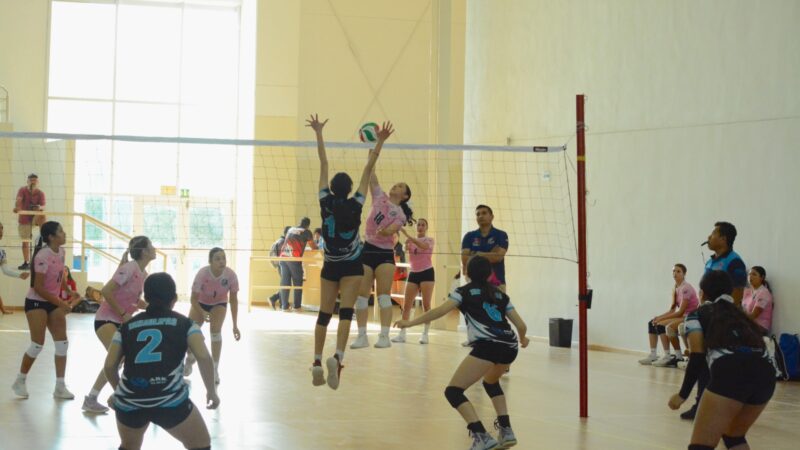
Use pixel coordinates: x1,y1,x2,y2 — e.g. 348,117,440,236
407,268,435,285
25,298,57,314
361,242,395,271
708,353,776,405
94,320,121,332
199,302,226,313
469,341,518,365
115,399,195,430
321,260,364,282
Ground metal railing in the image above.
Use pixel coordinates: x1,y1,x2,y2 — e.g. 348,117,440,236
17,210,168,272
248,255,322,312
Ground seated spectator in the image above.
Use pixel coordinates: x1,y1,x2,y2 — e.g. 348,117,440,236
313,227,324,251
743,266,773,335
61,266,78,302
639,264,699,367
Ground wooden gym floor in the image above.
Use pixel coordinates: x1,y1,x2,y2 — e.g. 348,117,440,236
1,307,798,449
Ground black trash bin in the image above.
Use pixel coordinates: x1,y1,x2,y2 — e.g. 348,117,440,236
549,318,573,348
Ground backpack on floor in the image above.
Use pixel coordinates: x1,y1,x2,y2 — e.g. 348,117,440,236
71,299,100,314
778,333,800,380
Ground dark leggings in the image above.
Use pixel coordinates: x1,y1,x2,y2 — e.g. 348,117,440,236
279,260,304,309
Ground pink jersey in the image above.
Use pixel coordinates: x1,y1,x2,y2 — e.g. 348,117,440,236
95,261,147,323
192,266,239,305
676,281,699,317
27,247,64,301
407,237,434,272
743,285,773,332
365,185,406,250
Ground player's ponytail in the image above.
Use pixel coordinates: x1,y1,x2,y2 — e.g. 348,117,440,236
699,270,765,349
329,172,360,231
399,184,414,226
466,255,499,305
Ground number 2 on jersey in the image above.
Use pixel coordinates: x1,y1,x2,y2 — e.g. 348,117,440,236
135,329,163,364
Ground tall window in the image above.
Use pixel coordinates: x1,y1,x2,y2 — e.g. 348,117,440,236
47,0,243,285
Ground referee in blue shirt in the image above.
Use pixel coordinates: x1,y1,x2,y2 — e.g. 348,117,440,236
461,205,509,292
679,221,747,421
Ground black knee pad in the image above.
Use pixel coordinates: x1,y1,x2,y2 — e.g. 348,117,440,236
688,445,715,450
316,312,333,326
338,307,354,321
655,324,666,334
444,386,468,408
722,435,747,449
482,381,504,398
648,321,657,334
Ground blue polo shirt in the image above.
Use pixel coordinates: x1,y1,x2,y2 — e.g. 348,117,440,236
461,227,509,284
703,249,747,289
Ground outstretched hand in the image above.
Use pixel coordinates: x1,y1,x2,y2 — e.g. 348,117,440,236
306,114,328,133
376,121,394,142
394,320,411,329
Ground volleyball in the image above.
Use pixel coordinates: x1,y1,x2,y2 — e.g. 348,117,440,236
359,122,379,143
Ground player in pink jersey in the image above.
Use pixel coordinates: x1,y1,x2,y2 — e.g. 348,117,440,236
11,221,80,400
392,218,435,344
183,248,240,384
0,221,31,314
639,263,699,367
743,266,773,334
81,236,155,413
351,167,414,350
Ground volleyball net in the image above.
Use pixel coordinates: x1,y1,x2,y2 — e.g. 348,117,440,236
0,130,576,286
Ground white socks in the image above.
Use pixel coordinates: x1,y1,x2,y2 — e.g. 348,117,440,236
89,388,100,398
381,326,390,336
358,327,367,337
56,377,66,387
423,323,430,334
335,350,344,362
